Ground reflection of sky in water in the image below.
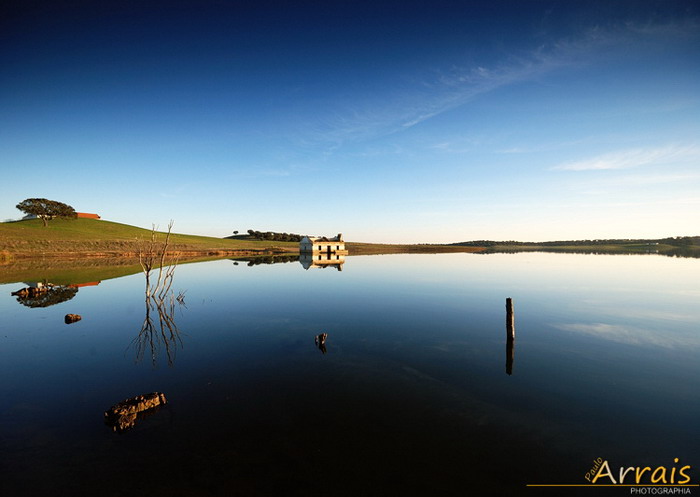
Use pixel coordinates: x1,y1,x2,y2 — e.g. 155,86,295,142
0,253,698,495
552,322,700,349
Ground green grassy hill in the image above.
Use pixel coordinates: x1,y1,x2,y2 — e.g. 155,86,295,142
0,218,298,259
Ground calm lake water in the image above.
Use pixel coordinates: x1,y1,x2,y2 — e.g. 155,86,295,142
1,253,698,496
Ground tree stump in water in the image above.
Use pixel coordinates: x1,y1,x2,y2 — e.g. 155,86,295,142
104,392,167,431
64,314,82,324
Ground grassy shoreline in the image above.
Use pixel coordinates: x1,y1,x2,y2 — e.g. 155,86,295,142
0,218,489,260
346,242,485,255
3,218,697,267
477,243,700,258
0,218,298,260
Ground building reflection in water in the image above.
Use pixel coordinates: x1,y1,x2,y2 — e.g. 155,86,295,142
299,253,346,271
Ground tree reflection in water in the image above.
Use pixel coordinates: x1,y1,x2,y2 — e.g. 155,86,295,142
11,284,78,308
130,291,186,367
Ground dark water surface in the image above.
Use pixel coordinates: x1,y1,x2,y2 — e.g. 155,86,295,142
1,253,698,496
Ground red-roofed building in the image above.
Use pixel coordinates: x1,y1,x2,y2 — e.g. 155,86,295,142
76,212,101,219
68,281,101,288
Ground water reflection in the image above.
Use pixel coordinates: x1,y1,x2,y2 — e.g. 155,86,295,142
482,247,700,258
231,253,345,270
11,282,79,307
2,253,699,496
233,254,300,266
300,253,345,271
506,338,514,375
551,322,700,349
130,292,185,366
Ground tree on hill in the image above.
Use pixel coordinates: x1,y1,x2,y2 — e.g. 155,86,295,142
245,229,302,242
16,198,77,227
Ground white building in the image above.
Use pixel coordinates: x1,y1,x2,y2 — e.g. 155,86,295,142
299,233,348,254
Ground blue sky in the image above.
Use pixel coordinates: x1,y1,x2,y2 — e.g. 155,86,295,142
1,0,699,242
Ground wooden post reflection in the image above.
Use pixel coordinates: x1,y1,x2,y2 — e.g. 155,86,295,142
506,298,515,375
506,336,514,376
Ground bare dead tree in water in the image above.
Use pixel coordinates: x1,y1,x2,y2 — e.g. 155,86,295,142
131,221,186,366
138,221,179,298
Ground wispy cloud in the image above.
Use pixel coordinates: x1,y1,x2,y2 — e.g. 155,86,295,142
625,18,700,39
496,137,594,155
298,18,699,156
551,144,700,171
428,136,489,154
302,27,619,149
581,173,700,191
224,161,320,180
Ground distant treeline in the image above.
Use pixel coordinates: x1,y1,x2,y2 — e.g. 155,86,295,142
230,230,303,242
450,236,700,247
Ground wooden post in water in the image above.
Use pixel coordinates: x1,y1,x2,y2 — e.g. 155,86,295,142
506,298,515,375
506,298,515,340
